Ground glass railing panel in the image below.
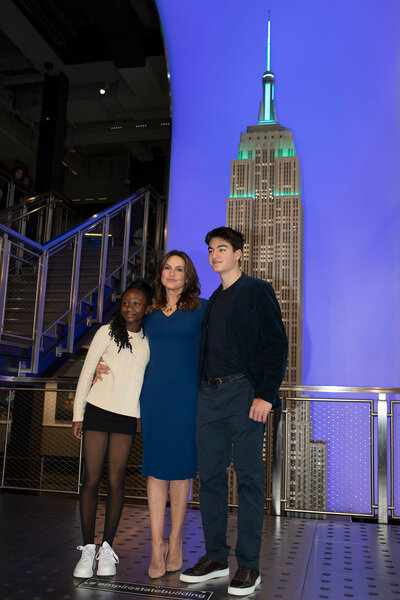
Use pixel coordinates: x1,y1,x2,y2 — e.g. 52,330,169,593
105,208,126,280
1,383,81,492
2,241,41,341
393,400,400,518
43,242,75,335
285,395,373,517
77,222,104,303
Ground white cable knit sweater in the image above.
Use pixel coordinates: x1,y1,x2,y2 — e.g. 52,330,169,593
73,324,150,422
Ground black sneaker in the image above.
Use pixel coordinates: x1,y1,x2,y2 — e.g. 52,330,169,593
227,566,261,596
180,555,229,583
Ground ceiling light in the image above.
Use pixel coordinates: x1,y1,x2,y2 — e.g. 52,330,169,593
99,87,106,95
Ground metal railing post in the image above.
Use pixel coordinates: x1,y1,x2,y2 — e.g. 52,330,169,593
121,203,132,293
29,251,49,374
377,393,388,523
95,216,110,323
6,181,15,208
1,390,13,487
141,191,150,278
0,234,11,338
45,193,55,243
20,205,28,238
65,233,83,353
36,200,45,244
271,408,283,515
78,437,83,493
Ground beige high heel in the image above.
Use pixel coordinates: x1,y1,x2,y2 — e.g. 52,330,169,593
148,539,168,579
166,540,183,572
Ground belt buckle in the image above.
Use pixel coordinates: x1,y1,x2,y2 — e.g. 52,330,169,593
210,377,223,388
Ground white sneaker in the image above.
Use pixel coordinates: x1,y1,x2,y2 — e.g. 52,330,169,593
73,544,96,578
96,541,119,576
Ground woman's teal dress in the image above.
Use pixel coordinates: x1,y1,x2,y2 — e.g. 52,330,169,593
140,299,207,480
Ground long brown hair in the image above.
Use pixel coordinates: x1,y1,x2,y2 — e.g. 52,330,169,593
151,250,201,312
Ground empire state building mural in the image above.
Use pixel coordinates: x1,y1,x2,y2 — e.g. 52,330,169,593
226,18,327,512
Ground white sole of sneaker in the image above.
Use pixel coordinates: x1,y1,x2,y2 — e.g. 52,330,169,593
73,569,94,578
97,565,117,576
227,575,261,596
73,560,95,578
180,567,229,583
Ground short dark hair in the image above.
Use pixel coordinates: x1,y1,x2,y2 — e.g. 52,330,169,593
205,227,244,252
125,278,152,305
108,279,151,352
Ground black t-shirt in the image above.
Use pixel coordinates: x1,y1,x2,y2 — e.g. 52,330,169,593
204,276,243,378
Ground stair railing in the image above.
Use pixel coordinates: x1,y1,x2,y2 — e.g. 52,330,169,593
0,186,165,375
0,190,75,244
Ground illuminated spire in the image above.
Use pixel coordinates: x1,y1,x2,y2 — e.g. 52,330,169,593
267,10,271,71
258,12,277,124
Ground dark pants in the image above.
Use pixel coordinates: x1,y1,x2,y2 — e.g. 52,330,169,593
196,377,265,569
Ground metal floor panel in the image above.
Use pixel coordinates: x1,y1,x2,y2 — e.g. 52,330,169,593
0,494,399,600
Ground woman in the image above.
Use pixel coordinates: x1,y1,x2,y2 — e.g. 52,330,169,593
97,251,206,578
141,251,206,578
72,280,152,579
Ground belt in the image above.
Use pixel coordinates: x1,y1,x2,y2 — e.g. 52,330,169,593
200,373,245,388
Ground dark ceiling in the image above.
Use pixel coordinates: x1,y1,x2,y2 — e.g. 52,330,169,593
0,0,171,185
13,0,164,67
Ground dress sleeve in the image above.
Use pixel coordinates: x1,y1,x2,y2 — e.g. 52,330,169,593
72,326,110,421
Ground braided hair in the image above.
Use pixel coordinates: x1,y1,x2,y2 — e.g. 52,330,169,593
109,279,152,352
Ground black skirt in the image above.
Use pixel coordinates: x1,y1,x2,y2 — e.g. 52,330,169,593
83,403,137,436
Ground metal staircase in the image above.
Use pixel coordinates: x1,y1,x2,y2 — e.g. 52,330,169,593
0,186,165,376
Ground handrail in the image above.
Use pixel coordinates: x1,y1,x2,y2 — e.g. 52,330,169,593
280,384,400,394
0,189,76,245
43,186,161,250
0,378,398,393
0,222,43,250
0,185,165,375
45,185,163,249
0,379,398,522
0,189,74,222
0,185,163,251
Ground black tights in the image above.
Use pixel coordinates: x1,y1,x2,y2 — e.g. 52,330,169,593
80,430,135,545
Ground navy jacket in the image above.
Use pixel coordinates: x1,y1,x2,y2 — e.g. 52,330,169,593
199,272,288,408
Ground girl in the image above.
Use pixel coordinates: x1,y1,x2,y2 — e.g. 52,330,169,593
71,280,151,578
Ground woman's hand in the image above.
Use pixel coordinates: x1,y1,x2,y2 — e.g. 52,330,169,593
93,356,110,383
72,421,83,439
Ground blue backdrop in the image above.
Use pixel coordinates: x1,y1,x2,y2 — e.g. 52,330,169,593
156,0,400,389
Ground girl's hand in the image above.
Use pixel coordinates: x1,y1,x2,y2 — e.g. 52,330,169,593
72,421,83,439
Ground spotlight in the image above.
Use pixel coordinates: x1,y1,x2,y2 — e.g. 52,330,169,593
99,87,106,95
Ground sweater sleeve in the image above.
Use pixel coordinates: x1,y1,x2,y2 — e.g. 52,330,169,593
72,326,110,421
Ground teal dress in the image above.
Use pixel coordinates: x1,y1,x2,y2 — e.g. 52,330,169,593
140,299,207,480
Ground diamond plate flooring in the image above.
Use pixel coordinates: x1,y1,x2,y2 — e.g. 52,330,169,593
0,493,399,600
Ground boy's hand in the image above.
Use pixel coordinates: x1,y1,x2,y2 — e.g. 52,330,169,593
249,398,272,423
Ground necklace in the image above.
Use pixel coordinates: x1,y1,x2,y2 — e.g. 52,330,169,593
165,300,177,314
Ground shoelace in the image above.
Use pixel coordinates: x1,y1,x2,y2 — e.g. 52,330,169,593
96,545,119,564
76,545,95,564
